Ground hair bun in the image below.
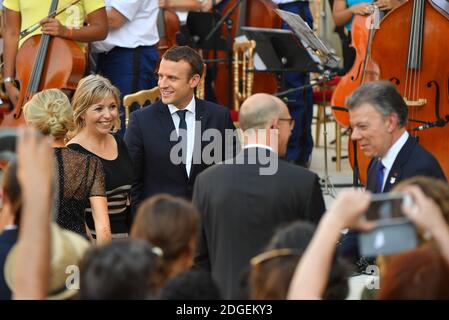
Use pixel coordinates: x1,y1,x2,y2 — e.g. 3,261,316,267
47,116,58,127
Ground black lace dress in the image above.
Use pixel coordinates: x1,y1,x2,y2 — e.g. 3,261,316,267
68,135,134,239
54,148,106,236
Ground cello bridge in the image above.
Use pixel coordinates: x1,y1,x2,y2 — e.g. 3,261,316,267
403,97,427,107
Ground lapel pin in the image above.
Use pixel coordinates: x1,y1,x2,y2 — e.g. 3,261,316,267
390,173,398,184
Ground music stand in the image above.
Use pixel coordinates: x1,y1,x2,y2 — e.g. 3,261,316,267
244,11,340,196
272,9,342,196
275,9,340,71
242,26,321,74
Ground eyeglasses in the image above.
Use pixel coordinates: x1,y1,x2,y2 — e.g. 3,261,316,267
250,248,303,267
279,118,295,129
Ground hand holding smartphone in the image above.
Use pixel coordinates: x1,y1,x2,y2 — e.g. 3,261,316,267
359,192,417,257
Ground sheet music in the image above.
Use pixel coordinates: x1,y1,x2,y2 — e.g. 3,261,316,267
275,9,339,69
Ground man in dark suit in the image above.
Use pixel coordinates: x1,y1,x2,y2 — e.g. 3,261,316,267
124,46,237,213
341,81,446,269
193,93,326,299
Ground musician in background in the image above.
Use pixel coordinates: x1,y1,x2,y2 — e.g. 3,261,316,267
92,0,160,137
158,0,224,40
332,0,404,73
2,0,107,106
272,0,315,168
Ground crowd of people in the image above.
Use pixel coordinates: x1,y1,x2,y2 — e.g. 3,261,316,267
0,0,449,301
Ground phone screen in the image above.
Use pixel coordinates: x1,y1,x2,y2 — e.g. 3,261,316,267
0,128,17,162
365,193,410,221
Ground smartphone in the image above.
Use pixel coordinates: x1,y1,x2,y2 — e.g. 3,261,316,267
359,222,417,257
365,192,413,223
0,128,18,162
359,192,417,257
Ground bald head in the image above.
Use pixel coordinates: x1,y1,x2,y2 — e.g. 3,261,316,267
272,96,289,118
239,94,282,131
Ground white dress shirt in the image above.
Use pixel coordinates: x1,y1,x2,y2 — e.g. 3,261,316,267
243,144,275,153
380,131,409,191
168,96,196,177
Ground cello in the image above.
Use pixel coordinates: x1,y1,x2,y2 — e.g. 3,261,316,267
370,0,449,180
330,9,381,184
331,9,380,128
0,0,86,127
213,0,281,108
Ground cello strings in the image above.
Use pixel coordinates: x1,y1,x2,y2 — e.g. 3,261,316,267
405,0,415,104
414,0,423,104
411,0,420,125
411,0,418,105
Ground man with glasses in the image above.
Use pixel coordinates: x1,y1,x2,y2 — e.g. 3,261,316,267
193,93,325,299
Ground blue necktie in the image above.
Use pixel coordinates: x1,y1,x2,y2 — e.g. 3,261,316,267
375,159,385,193
177,110,188,164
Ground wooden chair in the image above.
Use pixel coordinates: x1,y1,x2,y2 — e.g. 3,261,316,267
123,86,160,128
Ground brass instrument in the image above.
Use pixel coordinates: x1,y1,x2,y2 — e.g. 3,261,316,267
232,40,256,111
195,63,207,100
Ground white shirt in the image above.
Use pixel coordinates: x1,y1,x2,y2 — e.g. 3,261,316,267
168,96,196,177
176,11,188,25
2,225,17,231
243,144,275,153
93,0,159,53
380,130,409,191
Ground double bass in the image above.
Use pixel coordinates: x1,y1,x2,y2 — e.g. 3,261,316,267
370,0,449,179
0,0,86,127
213,0,281,108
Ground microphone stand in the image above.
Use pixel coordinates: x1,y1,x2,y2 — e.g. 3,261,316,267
412,115,449,131
274,70,337,98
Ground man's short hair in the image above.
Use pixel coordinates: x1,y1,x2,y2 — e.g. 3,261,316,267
346,81,408,127
162,46,203,79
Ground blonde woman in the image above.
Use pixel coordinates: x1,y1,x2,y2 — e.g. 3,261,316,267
67,75,134,240
23,89,111,244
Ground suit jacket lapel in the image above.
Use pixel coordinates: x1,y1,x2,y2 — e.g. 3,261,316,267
189,99,208,180
383,136,416,192
366,158,378,192
156,101,188,181
156,101,178,149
